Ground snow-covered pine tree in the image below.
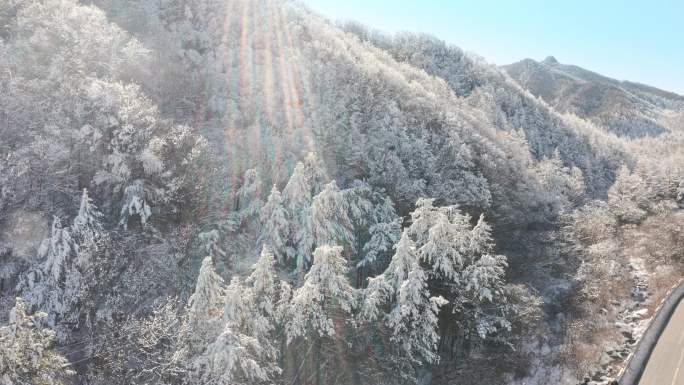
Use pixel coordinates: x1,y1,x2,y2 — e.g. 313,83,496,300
311,181,355,251
246,246,277,320
259,185,290,263
343,181,374,229
183,256,224,354
360,198,517,379
0,298,74,385
360,231,414,323
358,195,401,270
275,281,293,323
282,154,327,270
19,193,105,334
194,249,282,385
608,165,649,223
386,260,447,374
62,190,104,329
407,199,513,345
360,229,446,379
285,245,355,342
241,246,281,382
41,216,75,284
193,276,253,385
293,212,315,273
72,188,103,247
235,168,263,220
188,256,224,323
17,216,74,327
381,231,420,291
282,162,314,217
282,245,358,385
197,324,273,385
282,162,314,269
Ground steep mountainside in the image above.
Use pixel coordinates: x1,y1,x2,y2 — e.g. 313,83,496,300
504,56,684,138
338,26,629,197
0,1,682,385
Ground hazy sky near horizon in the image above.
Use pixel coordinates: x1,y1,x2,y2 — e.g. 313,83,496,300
305,0,684,95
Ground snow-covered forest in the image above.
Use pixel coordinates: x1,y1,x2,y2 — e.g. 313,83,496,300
0,0,682,384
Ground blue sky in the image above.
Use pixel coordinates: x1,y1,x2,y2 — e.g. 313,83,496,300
304,0,684,94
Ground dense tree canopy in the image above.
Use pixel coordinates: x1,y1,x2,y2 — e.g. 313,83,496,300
0,0,682,384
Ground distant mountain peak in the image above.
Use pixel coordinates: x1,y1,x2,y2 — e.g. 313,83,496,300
503,56,683,138
542,56,559,65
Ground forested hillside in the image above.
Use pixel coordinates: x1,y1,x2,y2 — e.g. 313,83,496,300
0,1,682,384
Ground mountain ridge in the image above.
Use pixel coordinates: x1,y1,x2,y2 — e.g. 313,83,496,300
503,56,684,138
